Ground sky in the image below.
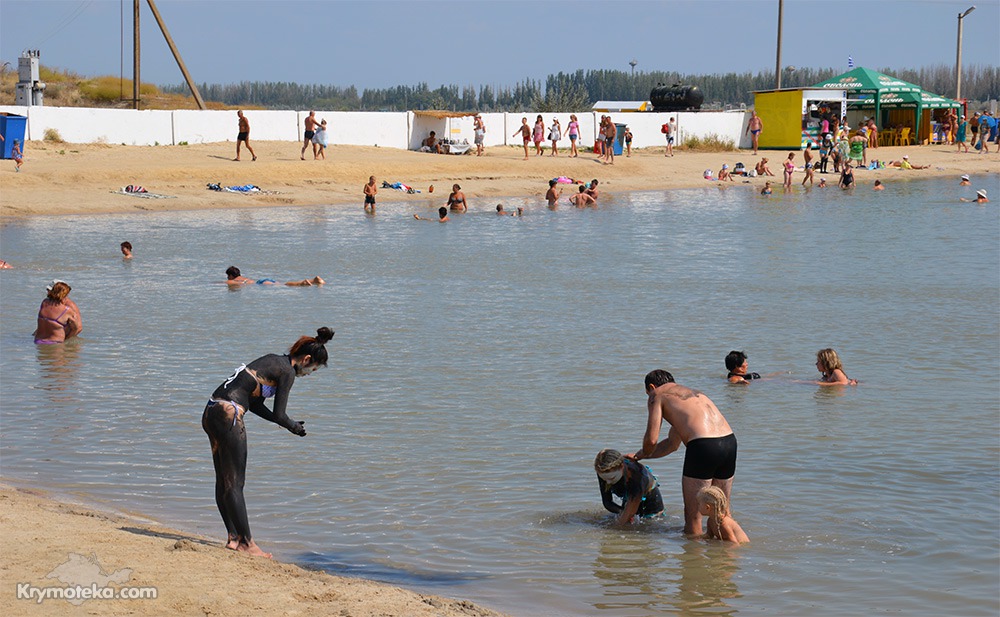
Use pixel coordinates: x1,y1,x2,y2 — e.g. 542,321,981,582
2,0,998,93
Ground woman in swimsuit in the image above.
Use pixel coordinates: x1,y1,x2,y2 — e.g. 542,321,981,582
533,115,545,156
595,449,663,524
782,152,795,188
446,184,468,212
567,114,581,158
812,348,858,386
549,118,561,157
839,163,855,189
203,327,334,557
34,280,82,344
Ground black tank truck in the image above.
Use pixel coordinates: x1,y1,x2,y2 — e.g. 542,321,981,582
650,83,704,112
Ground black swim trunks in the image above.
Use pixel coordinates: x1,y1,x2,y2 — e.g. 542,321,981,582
304,130,315,140
237,132,249,141
682,433,737,480
364,195,376,205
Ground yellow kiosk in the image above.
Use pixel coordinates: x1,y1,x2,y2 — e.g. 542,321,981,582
753,88,847,150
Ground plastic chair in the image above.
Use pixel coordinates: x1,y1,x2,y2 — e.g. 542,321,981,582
895,127,912,146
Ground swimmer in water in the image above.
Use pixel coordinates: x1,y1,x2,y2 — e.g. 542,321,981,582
812,348,858,386
120,241,133,259
414,207,450,222
725,350,761,384
202,327,334,557
225,266,324,287
697,486,749,544
760,181,772,195
595,448,664,524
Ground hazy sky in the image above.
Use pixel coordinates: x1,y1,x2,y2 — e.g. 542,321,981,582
2,0,998,93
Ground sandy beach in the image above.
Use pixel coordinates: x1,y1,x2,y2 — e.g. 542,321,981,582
1,140,995,217
0,484,507,617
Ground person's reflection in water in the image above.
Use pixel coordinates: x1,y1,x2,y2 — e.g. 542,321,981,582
592,528,672,613
674,540,741,616
35,341,82,405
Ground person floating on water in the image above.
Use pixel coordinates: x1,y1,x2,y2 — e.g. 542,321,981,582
594,448,664,524
202,327,334,557
630,369,738,537
414,207,449,222
697,486,749,545
225,266,324,287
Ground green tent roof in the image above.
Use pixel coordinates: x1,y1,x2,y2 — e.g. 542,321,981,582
811,67,924,94
852,89,961,109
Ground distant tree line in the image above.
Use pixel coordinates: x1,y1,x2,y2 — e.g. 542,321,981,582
163,65,1000,111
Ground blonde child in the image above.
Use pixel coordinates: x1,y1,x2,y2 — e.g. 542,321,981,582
12,139,23,172
814,348,858,385
697,486,749,545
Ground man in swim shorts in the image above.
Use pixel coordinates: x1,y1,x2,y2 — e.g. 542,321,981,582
301,111,319,160
630,369,738,536
746,110,763,156
235,111,256,161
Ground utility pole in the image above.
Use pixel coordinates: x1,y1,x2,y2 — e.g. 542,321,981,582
146,0,206,109
955,6,976,100
774,0,784,90
133,0,140,109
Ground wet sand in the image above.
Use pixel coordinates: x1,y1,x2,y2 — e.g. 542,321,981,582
1,140,995,217
0,484,506,617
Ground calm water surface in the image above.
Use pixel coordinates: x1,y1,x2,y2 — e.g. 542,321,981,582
1,176,998,616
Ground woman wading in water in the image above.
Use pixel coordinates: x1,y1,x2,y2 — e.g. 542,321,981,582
202,327,333,557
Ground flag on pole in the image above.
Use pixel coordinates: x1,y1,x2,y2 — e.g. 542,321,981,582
848,56,854,69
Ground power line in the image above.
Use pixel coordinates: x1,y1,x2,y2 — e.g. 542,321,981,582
35,0,95,47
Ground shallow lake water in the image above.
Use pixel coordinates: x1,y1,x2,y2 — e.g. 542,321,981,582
1,175,998,616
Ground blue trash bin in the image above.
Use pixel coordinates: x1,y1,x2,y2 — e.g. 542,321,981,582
0,114,27,159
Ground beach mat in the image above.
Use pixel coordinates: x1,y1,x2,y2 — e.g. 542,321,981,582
110,188,176,199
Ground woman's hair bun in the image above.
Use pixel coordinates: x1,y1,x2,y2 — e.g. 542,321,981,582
315,327,334,344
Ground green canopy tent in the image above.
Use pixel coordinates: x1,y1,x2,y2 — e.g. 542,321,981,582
812,67,932,141
851,90,961,143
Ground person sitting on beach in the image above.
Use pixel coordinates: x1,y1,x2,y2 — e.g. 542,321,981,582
545,179,563,207
725,351,761,384
570,185,596,207
887,155,929,170
34,279,82,344
960,189,989,203
225,266,324,287
718,164,734,182
818,178,828,188
755,158,775,177
420,131,442,154
585,179,600,201
414,207,450,222
812,348,858,386
202,327,333,558
595,448,664,525
697,486,749,545
120,241,133,259
959,174,971,186
446,184,468,212
760,181,772,195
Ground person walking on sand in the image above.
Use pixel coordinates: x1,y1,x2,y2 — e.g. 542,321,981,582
301,111,320,160
514,118,531,160
955,115,969,153
665,116,677,157
363,176,377,213
312,119,328,160
235,111,256,162
202,327,333,558
474,114,486,156
746,110,763,155
567,114,581,157
533,115,546,156
603,118,616,165
12,139,23,171
629,369,739,537
549,118,562,157
624,126,633,157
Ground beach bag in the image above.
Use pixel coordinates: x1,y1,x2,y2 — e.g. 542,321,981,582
661,123,670,134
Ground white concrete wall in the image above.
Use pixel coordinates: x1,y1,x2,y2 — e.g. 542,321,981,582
23,106,173,145
4,106,750,150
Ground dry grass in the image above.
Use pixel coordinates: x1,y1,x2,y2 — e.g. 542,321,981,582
679,133,737,152
0,64,241,110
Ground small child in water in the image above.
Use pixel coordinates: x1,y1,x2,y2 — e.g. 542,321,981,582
594,448,663,524
697,486,749,544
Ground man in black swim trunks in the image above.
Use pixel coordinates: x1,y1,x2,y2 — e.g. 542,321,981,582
630,369,738,536
301,110,319,160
